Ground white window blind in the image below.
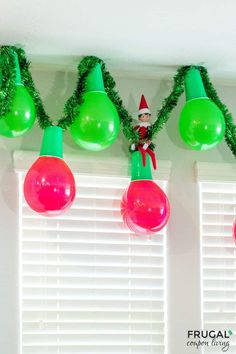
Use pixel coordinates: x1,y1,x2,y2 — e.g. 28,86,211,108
199,179,236,353
18,167,168,354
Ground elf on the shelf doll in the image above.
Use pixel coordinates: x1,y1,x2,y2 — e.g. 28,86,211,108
131,94,156,170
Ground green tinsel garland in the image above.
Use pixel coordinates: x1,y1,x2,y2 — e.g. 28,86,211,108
148,66,190,142
15,47,53,128
0,46,17,117
200,67,236,157
0,46,235,157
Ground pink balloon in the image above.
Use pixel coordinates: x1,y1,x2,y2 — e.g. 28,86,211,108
24,156,76,216
233,219,236,244
121,180,170,235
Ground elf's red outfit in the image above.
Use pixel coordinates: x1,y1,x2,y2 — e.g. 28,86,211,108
133,95,157,170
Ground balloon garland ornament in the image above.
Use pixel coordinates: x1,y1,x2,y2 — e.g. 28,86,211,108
24,126,76,216
121,151,170,235
70,63,120,151
121,96,170,235
0,50,36,137
179,67,225,150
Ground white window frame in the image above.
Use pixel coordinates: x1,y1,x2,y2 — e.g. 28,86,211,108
14,150,171,354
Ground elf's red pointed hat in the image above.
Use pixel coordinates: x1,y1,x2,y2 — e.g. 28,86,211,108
138,94,151,115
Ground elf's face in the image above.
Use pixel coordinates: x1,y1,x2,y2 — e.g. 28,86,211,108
139,113,151,122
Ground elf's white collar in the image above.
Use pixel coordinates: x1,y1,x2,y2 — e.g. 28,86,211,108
137,122,150,127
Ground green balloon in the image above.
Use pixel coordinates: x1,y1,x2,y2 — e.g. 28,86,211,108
179,98,225,150
0,85,36,138
70,91,120,151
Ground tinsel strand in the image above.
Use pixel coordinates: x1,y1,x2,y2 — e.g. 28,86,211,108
0,46,17,117
57,56,103,129
148,66,190,140
15,47,53,128
199,67,236,158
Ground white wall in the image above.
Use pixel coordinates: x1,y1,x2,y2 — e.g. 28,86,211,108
0,68,235,354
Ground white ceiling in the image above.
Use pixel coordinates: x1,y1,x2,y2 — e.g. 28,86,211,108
1,0,236,81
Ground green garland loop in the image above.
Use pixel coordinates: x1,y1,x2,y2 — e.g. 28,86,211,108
0,47,235,157
0,46,53,128
199,67,236,157
148,66,190,143
58,56,140,144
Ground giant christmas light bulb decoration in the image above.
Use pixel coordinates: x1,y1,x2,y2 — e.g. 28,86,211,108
0,52,36,137
70,63,120,151
121,151,170,235
179,67,225,150
24,126,76,216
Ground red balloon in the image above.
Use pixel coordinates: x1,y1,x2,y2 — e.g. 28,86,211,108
24,156,76,216
121,180,170,235
233,219,236,244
